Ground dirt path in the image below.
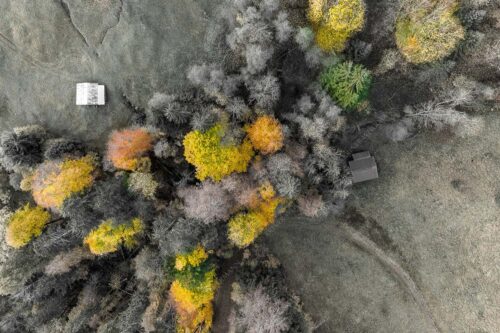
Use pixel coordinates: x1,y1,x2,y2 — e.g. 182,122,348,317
339,223,441,333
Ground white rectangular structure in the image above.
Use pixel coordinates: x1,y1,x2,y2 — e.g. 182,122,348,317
76,83,105,105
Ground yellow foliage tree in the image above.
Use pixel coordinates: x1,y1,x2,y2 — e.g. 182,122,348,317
171,282,215,332
170,246,217,332
395,0,464,64
308,0,366,52
5,204,51,248
175,245,209,271
183,124,254,181
31,155,96,210
228,182,284,248
246,115,284,155
84,218,143,255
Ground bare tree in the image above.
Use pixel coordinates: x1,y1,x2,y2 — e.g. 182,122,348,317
231,284,291,333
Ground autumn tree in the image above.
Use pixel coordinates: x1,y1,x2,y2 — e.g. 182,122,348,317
106,128,154,171
84,218,143,255
183,124,254,181
31,155,97,210
5,204,51,248
228,182,284,248
170,245,218,332
395,0,464,63
308,0,366,52
247,116,284,155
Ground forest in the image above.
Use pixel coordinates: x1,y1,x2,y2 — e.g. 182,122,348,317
0,0,498,332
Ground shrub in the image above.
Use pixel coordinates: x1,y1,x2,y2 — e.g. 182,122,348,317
183,124,254,181
128,172,158,199
5,204,51,248
106,128,153,171
31,155,97,210
247,116,284,155
84,218,143,255
228,183,284,248
395,0,465,64
297,193,328,217
320,61,372,109
308,0,366,52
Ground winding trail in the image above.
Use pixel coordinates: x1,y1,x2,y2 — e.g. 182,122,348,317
339,223,441,333
59,0,90,48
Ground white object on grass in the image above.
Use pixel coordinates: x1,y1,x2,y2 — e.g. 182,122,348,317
76,83,105,105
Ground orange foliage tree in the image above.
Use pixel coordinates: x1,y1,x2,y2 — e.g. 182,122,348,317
246,115,284,155
106,128,154,171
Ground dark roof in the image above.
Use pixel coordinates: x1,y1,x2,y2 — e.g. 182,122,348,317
349,151,378,184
